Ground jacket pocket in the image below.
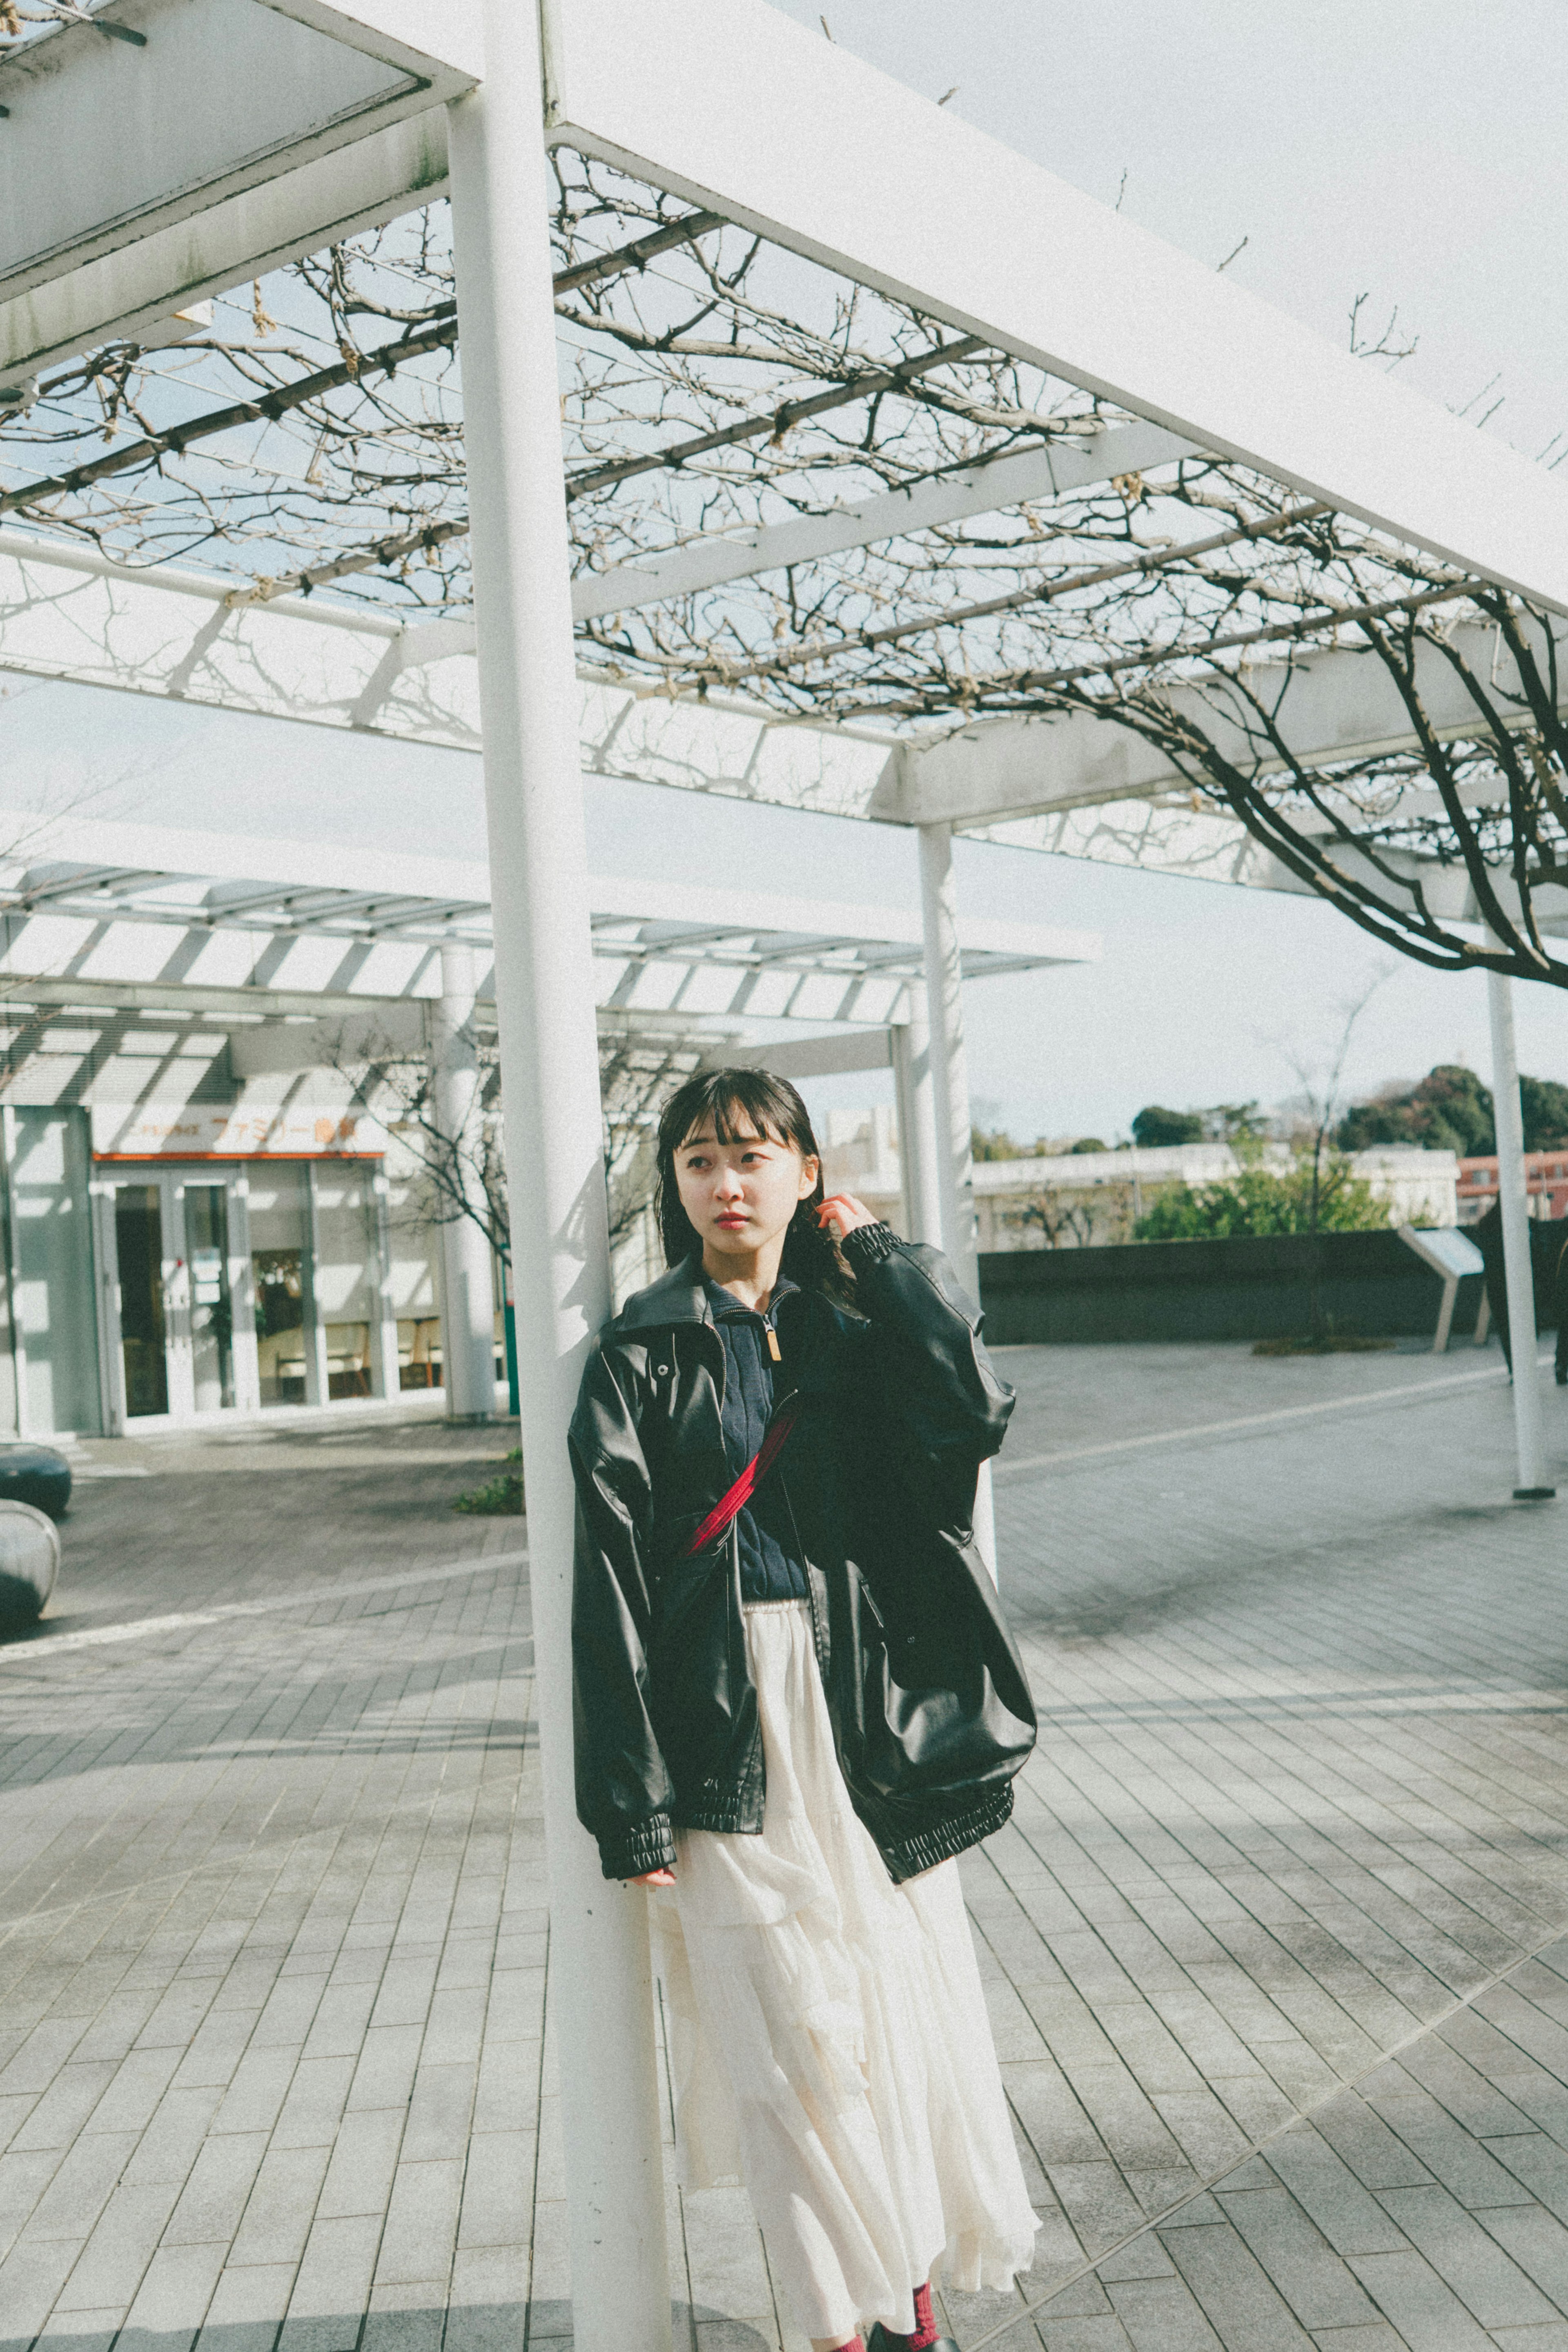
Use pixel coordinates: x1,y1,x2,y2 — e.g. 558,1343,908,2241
851,1562,1033,1804
860,1650,1034,1799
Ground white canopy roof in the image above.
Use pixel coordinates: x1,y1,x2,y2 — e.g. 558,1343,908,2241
0,810,1094,1028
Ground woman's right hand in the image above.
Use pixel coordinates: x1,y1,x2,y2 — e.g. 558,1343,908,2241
631,1868,676,1887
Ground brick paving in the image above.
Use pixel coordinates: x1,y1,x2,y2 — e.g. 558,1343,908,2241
8,1344,1568,2350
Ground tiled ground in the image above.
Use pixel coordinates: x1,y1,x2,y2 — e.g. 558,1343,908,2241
9,1342,1568,2350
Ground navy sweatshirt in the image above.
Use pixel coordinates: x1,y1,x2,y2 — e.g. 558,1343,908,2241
704,1272,809,1603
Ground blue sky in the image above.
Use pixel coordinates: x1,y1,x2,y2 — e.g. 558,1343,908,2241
7,1,1568,1142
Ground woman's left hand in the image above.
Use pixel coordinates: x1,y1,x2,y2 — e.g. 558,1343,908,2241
817,1191,879,1240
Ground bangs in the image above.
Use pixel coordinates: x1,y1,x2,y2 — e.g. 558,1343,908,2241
664,1069,809,1158
679,1091,789,1150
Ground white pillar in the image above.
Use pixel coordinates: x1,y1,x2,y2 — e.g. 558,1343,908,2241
1487,965,1555,1500
303,1166,329,1408
433,943,500,1419
891,1010,942,1247
918,821,998,1575
369,1164,400,1402
918,823,979,1292
447,22,671,2352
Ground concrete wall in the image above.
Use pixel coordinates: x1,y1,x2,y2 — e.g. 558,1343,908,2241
978,1228,1496,1347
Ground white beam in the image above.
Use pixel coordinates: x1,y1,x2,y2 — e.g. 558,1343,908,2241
0,114,450,383
711,1029,893,1079
0,972,424,1019
546,0,1568,614
0,0,475,306
0,529,483,745
265,0,482,76
583,870,1096,968
571,419,1196,620
880,617,1568,829
918,822,978,1293
7,0,1566,635
0,533,893,811
1,810,490,905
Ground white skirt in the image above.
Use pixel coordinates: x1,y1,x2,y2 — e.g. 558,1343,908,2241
652,1599,1038,2342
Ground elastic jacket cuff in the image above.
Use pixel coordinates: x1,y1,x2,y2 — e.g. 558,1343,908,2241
597,1814,677,1882
876,1783,1016,1883
842,1219,900,1267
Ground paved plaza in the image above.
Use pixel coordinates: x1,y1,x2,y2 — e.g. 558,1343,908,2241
7,1340,1568,2350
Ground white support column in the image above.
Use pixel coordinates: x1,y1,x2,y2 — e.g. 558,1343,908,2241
1,1106,26,1438
918,820,998,1576
891,1011,942,1248
1487,965,1555,1500
303,1166,330,1409
433,942,500,1419
369,1164,401,1403
447,20,671,2352
918,822,979,1293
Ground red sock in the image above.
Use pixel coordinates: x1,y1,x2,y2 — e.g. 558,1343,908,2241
903,2284,940,2352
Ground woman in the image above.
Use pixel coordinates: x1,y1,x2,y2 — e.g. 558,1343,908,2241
570,1069,1038,2352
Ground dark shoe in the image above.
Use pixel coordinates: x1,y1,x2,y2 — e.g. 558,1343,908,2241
1557,1369,1568,1387
866,2331,960,2352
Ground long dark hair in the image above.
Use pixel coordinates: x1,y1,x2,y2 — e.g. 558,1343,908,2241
655,1067,851,1297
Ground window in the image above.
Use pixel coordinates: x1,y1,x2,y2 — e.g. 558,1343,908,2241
247,1164,312,1406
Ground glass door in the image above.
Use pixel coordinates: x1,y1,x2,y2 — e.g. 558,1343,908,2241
96,1166,254,1427
112,1182,170,1419
92,1159,388,1427
183,1181,236,1413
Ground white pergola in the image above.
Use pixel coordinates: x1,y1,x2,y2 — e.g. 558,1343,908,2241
9,8,1568,2343
0,803,1093,1407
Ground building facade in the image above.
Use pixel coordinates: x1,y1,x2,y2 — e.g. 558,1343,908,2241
0,1090,492,1442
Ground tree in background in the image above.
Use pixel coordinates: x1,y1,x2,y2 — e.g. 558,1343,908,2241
1131,1105,1204,1148
1521,1077,1568,1151
1131,1101,1267,1148
1336,1064,1568,1156
1336,1063,1493,1156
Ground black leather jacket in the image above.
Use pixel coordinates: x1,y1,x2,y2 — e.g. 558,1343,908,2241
569,1223,1037,1883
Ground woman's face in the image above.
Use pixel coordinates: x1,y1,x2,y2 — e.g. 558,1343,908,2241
674,1120,820,1264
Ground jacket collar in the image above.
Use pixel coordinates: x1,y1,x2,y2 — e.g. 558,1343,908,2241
612,1254,713,1335
611,1256,859,1388
703,1269,799,1320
